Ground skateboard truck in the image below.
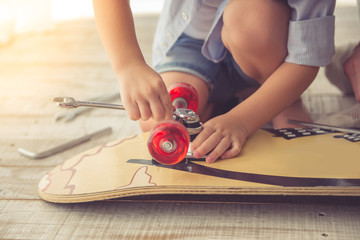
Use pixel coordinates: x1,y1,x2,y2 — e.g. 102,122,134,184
173,108,202,140
148,83,203,165
54,83,202,165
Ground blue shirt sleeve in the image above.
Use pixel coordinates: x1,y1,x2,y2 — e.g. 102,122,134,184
285,0,336,66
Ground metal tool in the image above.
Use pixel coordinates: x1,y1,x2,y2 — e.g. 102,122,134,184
287,119,360,135
18,127,112,159
55,92,120,122
54,97,125,110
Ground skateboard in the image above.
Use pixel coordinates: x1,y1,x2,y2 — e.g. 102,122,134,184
39,83,360,203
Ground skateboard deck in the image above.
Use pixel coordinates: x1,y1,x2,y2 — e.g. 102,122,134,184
38,128,360,203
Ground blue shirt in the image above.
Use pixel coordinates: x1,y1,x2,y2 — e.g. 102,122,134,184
152,0,336,67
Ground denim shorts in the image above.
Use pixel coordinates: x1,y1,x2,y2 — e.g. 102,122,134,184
154,34,260,102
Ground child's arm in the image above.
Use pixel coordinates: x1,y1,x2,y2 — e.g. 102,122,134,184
191,62,319,163
92,0,173,121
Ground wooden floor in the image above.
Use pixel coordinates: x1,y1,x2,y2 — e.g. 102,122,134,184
1,5,360,239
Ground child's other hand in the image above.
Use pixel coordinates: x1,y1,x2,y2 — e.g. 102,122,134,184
191,113,249,163
117,63,173,121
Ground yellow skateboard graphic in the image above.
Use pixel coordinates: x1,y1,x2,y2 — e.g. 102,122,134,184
38,128,360,203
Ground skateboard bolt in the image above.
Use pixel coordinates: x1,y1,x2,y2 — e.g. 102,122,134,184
173,97,188,109
160,140,177,153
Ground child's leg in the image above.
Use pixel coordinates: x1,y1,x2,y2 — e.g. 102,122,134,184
221,0,290,83
222,0,312,128
139,72,211,132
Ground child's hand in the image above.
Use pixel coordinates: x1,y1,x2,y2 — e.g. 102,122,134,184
117,63,173,121
191,113,249,163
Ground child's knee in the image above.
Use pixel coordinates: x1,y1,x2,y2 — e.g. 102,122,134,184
222,1,263,54
222,0,289,51
160,72,210,117
222,0,290,80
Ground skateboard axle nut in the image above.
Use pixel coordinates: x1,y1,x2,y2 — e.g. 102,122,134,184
160,139,177,153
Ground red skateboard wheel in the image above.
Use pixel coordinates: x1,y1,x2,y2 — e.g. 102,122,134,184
168,83,199,112
147,120,190,165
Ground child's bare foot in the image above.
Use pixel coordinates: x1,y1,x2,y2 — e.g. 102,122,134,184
343,42,360,102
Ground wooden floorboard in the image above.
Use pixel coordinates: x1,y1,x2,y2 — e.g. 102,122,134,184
1,5,360,240
1,200,360,239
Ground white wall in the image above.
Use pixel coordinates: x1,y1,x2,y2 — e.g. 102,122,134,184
0,0,357,45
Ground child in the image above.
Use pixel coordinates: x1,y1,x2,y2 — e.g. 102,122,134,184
92,0,336,163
